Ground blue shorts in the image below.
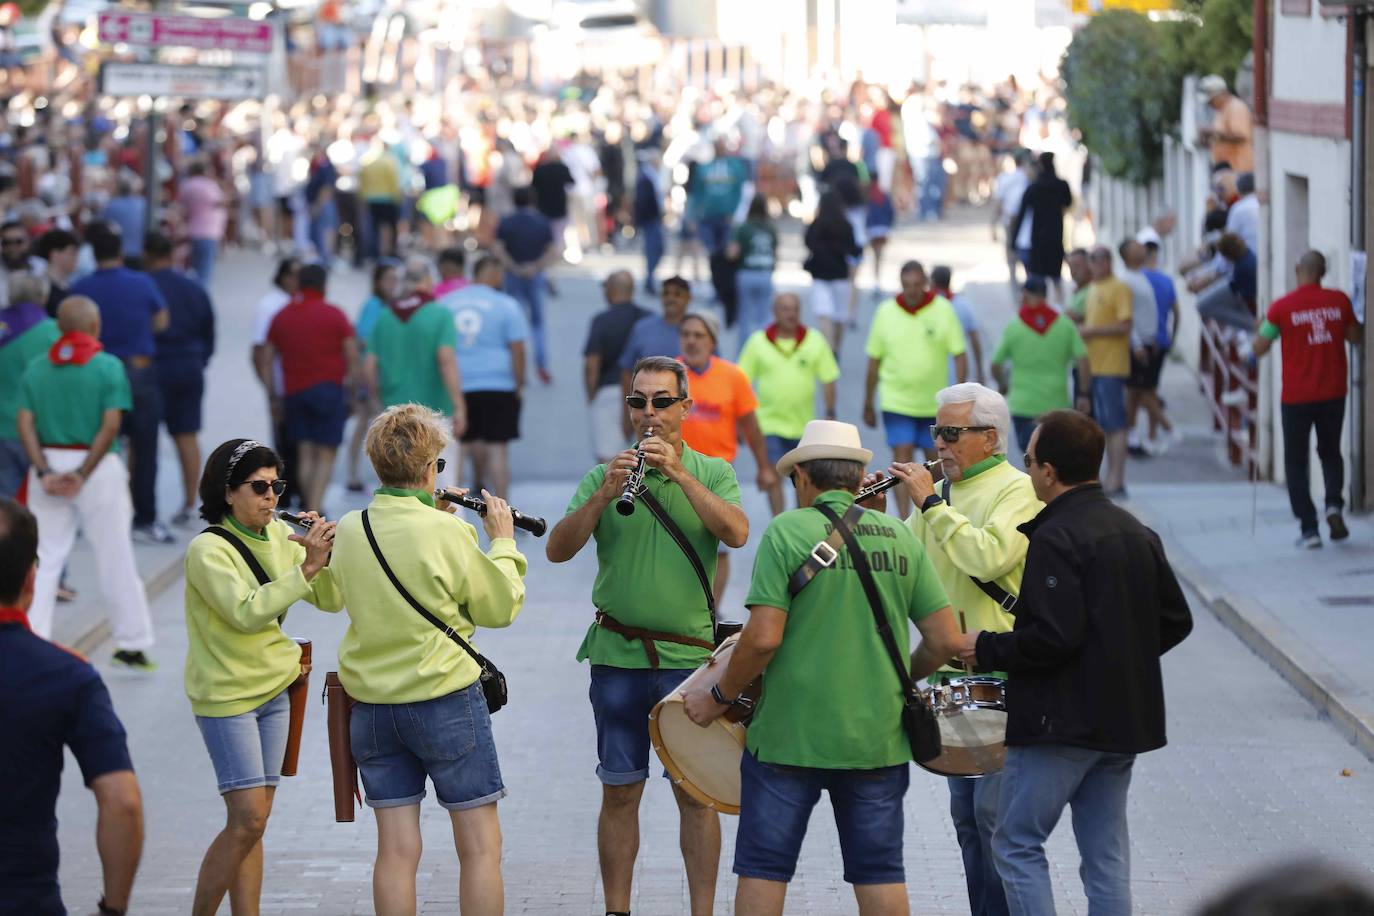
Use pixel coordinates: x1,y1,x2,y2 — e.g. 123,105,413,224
285,381,347,447
351,681,506,811
1091,376,1128,434
765,435,800,470
881,412,936,450
734,751,909,885
589,665,694,785
157,357,205,435
195,689,290,795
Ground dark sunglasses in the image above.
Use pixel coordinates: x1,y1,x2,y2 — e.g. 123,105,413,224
930,425,994,444
435,457,446,474
244,478,287,496
625,395,687,410
1023,453,1037,467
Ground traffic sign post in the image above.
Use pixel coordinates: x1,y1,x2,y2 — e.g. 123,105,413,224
99,61,267,100
97,11,273,54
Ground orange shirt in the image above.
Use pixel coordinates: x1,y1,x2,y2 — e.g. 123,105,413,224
1210,95,1253,172
680,356,758,461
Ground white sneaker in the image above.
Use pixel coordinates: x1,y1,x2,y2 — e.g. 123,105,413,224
131,521,175,545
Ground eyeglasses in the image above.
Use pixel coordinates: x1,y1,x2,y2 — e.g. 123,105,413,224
930,425,994,444
244,479,288,496
625,395,687,410
1023,453,1038,467
435,457,446,474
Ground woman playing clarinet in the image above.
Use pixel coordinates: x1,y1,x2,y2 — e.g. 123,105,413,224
183,438,341,916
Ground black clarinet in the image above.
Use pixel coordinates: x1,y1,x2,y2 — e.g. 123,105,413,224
435,489,548,537
855,460,946,503
616,427,654,517
278,510,316,530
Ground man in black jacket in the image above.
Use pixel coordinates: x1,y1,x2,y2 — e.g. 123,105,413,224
957,409,1192,916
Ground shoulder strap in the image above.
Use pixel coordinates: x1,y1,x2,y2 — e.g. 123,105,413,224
938,479,1018,614
637,487,717,617
202,526,272,586
360,510,483,665
814,503,919,700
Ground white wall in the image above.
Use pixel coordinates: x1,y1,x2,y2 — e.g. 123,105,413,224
1271,9,1347,103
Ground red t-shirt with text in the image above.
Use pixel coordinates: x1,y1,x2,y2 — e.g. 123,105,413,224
1265,284,1356,404
266,291,355,396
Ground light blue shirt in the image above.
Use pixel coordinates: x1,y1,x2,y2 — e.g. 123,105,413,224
439,284,529,392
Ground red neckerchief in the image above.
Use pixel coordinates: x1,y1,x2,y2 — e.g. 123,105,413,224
896,291,937,315
0,607,30,629
48,330,103,366
1019,303,1059,335
764,323,807,347
390,293,428,323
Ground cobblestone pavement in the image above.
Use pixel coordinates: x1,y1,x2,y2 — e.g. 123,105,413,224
49,208,1374,912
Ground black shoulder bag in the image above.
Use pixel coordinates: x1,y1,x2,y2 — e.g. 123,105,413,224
361,510,508,714
636,488,727,643
202,526,284,625
813,502,941,764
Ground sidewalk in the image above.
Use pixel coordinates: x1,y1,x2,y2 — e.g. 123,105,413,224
1125,480,1374,758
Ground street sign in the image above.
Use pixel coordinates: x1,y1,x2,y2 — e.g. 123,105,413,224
97,11,273,53
1069,0,1174,12
99,62,266,100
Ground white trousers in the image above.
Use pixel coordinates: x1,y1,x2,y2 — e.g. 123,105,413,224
26,448,155,651
589,385,628,463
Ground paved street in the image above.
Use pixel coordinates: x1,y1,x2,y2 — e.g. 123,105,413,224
50,209,1374,913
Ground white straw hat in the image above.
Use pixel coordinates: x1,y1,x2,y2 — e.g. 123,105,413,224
775,420,874,478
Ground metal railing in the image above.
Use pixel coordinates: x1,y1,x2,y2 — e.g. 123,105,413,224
1197,317,1260,474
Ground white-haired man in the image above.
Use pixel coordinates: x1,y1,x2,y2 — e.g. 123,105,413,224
883,382,1042,916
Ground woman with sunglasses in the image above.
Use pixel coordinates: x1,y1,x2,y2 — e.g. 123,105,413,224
183,438,342,916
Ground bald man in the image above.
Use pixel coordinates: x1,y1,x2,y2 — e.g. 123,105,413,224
583,270,649,462
738,293,840,514
16,296,157,668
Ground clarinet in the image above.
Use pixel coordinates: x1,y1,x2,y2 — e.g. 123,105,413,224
615,428,654,517
434,489,548,537
854,459,946,503
278,510,315,530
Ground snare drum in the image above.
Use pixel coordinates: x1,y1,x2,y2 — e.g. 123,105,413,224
648,634,756,814
917,676,1007,778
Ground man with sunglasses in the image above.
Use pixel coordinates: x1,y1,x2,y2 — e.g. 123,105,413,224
883,382,1040,916
16,296,158,670
956,410,1192,915
548,355,748,916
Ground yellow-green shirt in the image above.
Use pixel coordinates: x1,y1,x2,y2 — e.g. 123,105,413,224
183,516,344,717
327,490,527,704
737,328,840,439
1083,277,1134,378
865,296,967,417
905,456,1041,682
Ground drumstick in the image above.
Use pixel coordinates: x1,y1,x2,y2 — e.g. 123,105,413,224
958,610,972,673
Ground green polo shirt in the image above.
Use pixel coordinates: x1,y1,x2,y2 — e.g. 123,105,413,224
571,444,742,669
865,296,967,418
370,302,458,412
18,351,131,448
991,315,1087,418
738,328,840,439
744,490,950,769
0,319,59,439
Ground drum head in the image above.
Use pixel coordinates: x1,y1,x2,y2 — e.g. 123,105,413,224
650,701,746,815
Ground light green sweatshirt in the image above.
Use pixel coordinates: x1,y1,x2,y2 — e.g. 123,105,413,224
184,516,344,717
326,490,527,705
906,456,1042,679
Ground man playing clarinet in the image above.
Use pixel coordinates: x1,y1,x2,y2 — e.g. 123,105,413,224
547,355,747,916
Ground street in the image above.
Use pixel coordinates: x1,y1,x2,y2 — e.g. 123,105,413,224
52,209,1374,914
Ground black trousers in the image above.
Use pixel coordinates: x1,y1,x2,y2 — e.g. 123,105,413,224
1280,397,1346,535
123,363,163,527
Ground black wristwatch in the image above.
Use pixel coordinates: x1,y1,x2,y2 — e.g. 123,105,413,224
35,467,49,479
98,898,126,916
919,493,944,513
710,683,754,713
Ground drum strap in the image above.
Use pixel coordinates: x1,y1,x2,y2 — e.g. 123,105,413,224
594,610,715,669
941,478,1019,614
637,487,718,634
202,526,284,625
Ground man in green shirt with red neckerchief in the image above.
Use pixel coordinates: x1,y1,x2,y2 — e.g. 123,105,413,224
547,354,748,916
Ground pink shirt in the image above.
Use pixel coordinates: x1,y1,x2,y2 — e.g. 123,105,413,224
434,277,469,298
178,176,226,240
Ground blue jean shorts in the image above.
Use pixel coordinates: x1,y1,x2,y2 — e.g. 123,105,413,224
285,381,347,447
765,436,799,470
589,665,694,785
195,689,291,795
882,412,936,450
1091,376,1128,434
351,681,506,811
734,751,909,885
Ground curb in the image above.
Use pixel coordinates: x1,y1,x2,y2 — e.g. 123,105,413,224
1128,503,1374,762
71,549,187,657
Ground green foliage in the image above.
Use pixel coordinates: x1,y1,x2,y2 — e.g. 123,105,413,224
16,0,50,17
1172,0,1254,87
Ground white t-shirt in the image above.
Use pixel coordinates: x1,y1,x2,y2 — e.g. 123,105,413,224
1225,194,1259,255
995,169,1032,249
946,292,979,383
1120,268,1158,348
253,287,292,394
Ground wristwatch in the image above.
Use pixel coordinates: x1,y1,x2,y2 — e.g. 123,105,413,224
919,493,944,513
709,683,755,713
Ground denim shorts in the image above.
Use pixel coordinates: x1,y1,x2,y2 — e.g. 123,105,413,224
882,412,936,450
589,665,694,785
1091,376,1128,433
285,381,347,447
351,681,506,811
734,751,909,885
764,436,800,470
195,689,291,795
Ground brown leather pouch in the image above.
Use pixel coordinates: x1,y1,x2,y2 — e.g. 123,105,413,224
324,671,358,822
281,639,311,777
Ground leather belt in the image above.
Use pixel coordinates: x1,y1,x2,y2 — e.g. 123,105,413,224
594,610,713,669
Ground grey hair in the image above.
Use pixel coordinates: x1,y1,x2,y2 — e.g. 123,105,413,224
8,270,48,306
631,355,689,398
402,255,437,294
936,383,1012,454
798,458,863,492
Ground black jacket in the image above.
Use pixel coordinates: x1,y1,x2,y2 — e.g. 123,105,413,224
976,485,1192,755
633,169,663,227
1011,173,1072,277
